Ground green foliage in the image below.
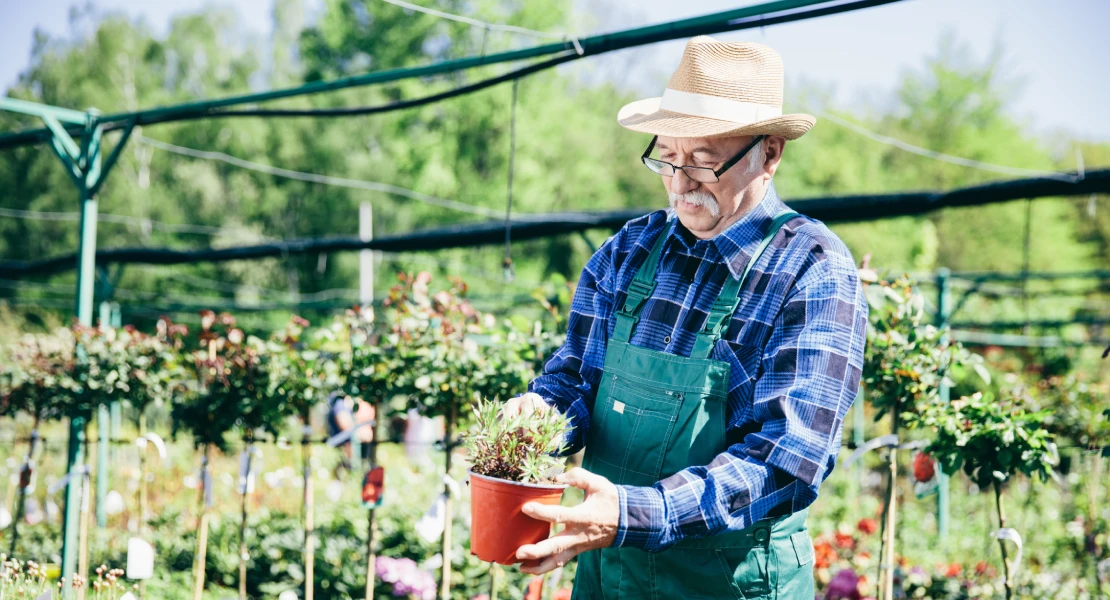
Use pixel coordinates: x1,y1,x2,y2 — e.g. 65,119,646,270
862,275,986,427
266,315,345,422
1036,375,1110,450
173,311,283,451
910,390,1057,489
463,395,570,483
343,304,403,410
0,329,77,421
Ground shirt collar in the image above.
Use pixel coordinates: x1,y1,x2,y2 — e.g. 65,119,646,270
668,182,788,280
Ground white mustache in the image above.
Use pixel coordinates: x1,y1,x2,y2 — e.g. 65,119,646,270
669,191,720,217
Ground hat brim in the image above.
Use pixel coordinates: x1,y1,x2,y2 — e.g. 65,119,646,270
617,97,815,140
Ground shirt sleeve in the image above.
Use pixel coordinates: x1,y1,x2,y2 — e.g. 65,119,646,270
614,255,868,551
527,232,621,455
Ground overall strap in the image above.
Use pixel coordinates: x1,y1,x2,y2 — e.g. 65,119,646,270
691,211,799,359
611,218,674,343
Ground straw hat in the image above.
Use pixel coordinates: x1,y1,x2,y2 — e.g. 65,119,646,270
618,37,815,140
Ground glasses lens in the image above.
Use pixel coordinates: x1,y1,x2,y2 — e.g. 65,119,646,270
643,157,674,176
684,167,719,183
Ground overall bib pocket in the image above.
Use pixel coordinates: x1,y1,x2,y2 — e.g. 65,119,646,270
586,379,681,485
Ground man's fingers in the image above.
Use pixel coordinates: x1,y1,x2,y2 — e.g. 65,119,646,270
556,467,604,493
522,501,584,525
516,532,577,561
519,548,577,575
503,396,523,417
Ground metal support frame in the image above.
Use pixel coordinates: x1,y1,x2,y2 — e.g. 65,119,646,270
0,98,137,598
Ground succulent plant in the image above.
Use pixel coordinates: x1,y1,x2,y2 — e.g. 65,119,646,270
462,396,571,484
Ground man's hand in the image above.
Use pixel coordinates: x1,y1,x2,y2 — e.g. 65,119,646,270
503,392,553,419
516,467,620,575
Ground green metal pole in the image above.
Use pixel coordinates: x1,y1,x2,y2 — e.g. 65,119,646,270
61,116,101,595
109,303,123,445
935,268,951,542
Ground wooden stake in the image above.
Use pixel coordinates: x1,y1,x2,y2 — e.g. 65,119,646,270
878,404,899,600
305,420,315,600
138,413,148,531
193,444,212,600
77,423,90,600
439,402,456,600
239,433,255,600
365,400,381,600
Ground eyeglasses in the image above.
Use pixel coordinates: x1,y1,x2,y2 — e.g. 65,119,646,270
641,135,766,183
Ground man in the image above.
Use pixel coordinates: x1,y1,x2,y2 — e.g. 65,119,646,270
326,391,375,467
504,37,868,598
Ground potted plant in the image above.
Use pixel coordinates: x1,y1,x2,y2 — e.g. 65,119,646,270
462,396,571,566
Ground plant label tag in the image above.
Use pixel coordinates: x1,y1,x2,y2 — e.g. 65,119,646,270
613,401,625,414
35,592,50,600
362,466,384,508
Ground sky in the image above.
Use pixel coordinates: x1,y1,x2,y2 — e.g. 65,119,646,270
1,0,1108,142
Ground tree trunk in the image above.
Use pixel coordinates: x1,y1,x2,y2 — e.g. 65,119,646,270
994,481,1013,600
9,416,41,556
439,402,456,600
193,444,212,600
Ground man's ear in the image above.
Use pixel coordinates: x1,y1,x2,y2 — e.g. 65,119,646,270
763,136,786,179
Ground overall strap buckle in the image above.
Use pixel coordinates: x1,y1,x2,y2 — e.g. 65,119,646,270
617,279,656,317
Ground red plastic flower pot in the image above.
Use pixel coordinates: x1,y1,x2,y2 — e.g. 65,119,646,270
468,470,567,565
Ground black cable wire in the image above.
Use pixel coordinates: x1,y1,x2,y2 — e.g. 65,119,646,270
1,169,1105,279
0,0,911,149
207,53,578,119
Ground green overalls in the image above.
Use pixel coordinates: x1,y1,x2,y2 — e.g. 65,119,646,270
573,212,815,600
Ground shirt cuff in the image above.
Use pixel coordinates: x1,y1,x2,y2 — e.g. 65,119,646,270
614,484,668,551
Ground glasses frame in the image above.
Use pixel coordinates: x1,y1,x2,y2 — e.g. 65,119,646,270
641,134,766,183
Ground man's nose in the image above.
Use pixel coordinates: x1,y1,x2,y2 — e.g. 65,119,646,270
667,168,699,195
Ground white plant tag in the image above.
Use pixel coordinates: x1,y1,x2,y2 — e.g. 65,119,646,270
127,537,155,580
414,494,446,543
35,591,50,600
613,401,625,414
991,527,1023,582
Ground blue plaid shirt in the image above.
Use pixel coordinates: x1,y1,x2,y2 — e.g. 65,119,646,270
529,183,868,552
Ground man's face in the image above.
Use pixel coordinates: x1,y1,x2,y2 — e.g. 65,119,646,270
654,135,775,239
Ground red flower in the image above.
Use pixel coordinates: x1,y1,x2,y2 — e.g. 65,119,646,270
814,540,838,569
552,591,572,600
835,531,856,550
857,518,879,535
913,452,936,483
944,563,962,578
974,561,995,577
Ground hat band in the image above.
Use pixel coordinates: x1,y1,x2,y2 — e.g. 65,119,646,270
659,88,782,124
